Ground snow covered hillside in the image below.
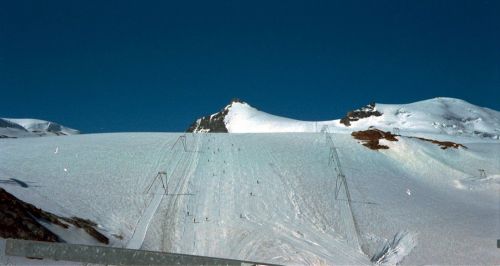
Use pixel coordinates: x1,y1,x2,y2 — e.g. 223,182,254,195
0,118,80,138
187,97,500,140
0,132,498,265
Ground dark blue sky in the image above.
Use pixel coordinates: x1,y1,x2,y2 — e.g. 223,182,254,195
1,1,499,132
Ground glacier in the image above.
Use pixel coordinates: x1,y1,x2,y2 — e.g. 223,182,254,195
0,130,498,265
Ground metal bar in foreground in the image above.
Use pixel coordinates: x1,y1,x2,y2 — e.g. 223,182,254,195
4,239,276,266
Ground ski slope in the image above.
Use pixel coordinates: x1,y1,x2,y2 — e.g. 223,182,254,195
0,131,498,265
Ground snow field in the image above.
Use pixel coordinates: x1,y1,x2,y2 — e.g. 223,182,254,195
0,132,498,264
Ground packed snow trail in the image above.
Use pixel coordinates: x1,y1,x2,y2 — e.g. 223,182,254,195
324,130,363,251
126,184,165,249
127,133,203,250
153,133,371,265
126,137,174,249
160,134,203,251
264,138,368,264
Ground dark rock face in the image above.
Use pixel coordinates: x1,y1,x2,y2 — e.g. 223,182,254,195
186,109,229,133
186,98,244,133
0,187,61,242
352,128,466,150
351,128,398,150
340,103,383,126
407,136,467,150
0,187,109,244
43,123,67,135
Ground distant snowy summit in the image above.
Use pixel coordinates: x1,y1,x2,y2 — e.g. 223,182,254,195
0,118,79,138
187,97,500,139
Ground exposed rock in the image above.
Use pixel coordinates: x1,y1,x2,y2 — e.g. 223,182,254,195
352,128,466,150
186,109,229,133
340,103,382,126
0,187,109,244
351,129,398,150
408,136,467,150
0,187,61,242
186,98,244,133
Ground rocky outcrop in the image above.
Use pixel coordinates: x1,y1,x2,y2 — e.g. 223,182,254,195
186,98,244,133
408,136,467,150
0,187,108,244
352,128,466,150
0,187,61,242
340,103,382,126
351,128,398,150
186,109,229,133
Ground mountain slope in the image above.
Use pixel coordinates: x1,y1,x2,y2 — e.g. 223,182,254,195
0,118,80,138
187,98,500,140
0,132,498,264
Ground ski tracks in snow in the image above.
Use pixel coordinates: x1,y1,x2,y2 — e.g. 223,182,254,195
160,134,203,251
127,183,166,249
127,134,201,250
126,137,172,249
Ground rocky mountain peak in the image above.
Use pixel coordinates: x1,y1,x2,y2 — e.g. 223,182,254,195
186,99,246,133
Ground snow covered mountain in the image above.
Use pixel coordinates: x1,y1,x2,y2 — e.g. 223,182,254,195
0,97,498,265
0,132,498,265
187,97,500,140
0,118,80,138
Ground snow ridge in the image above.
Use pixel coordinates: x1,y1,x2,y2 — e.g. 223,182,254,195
187,97,500,140
0,118,79,138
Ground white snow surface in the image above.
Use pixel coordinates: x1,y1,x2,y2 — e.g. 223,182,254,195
0,118,79,137
0,131,499,265
371,231,418,265
223,98,500,140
